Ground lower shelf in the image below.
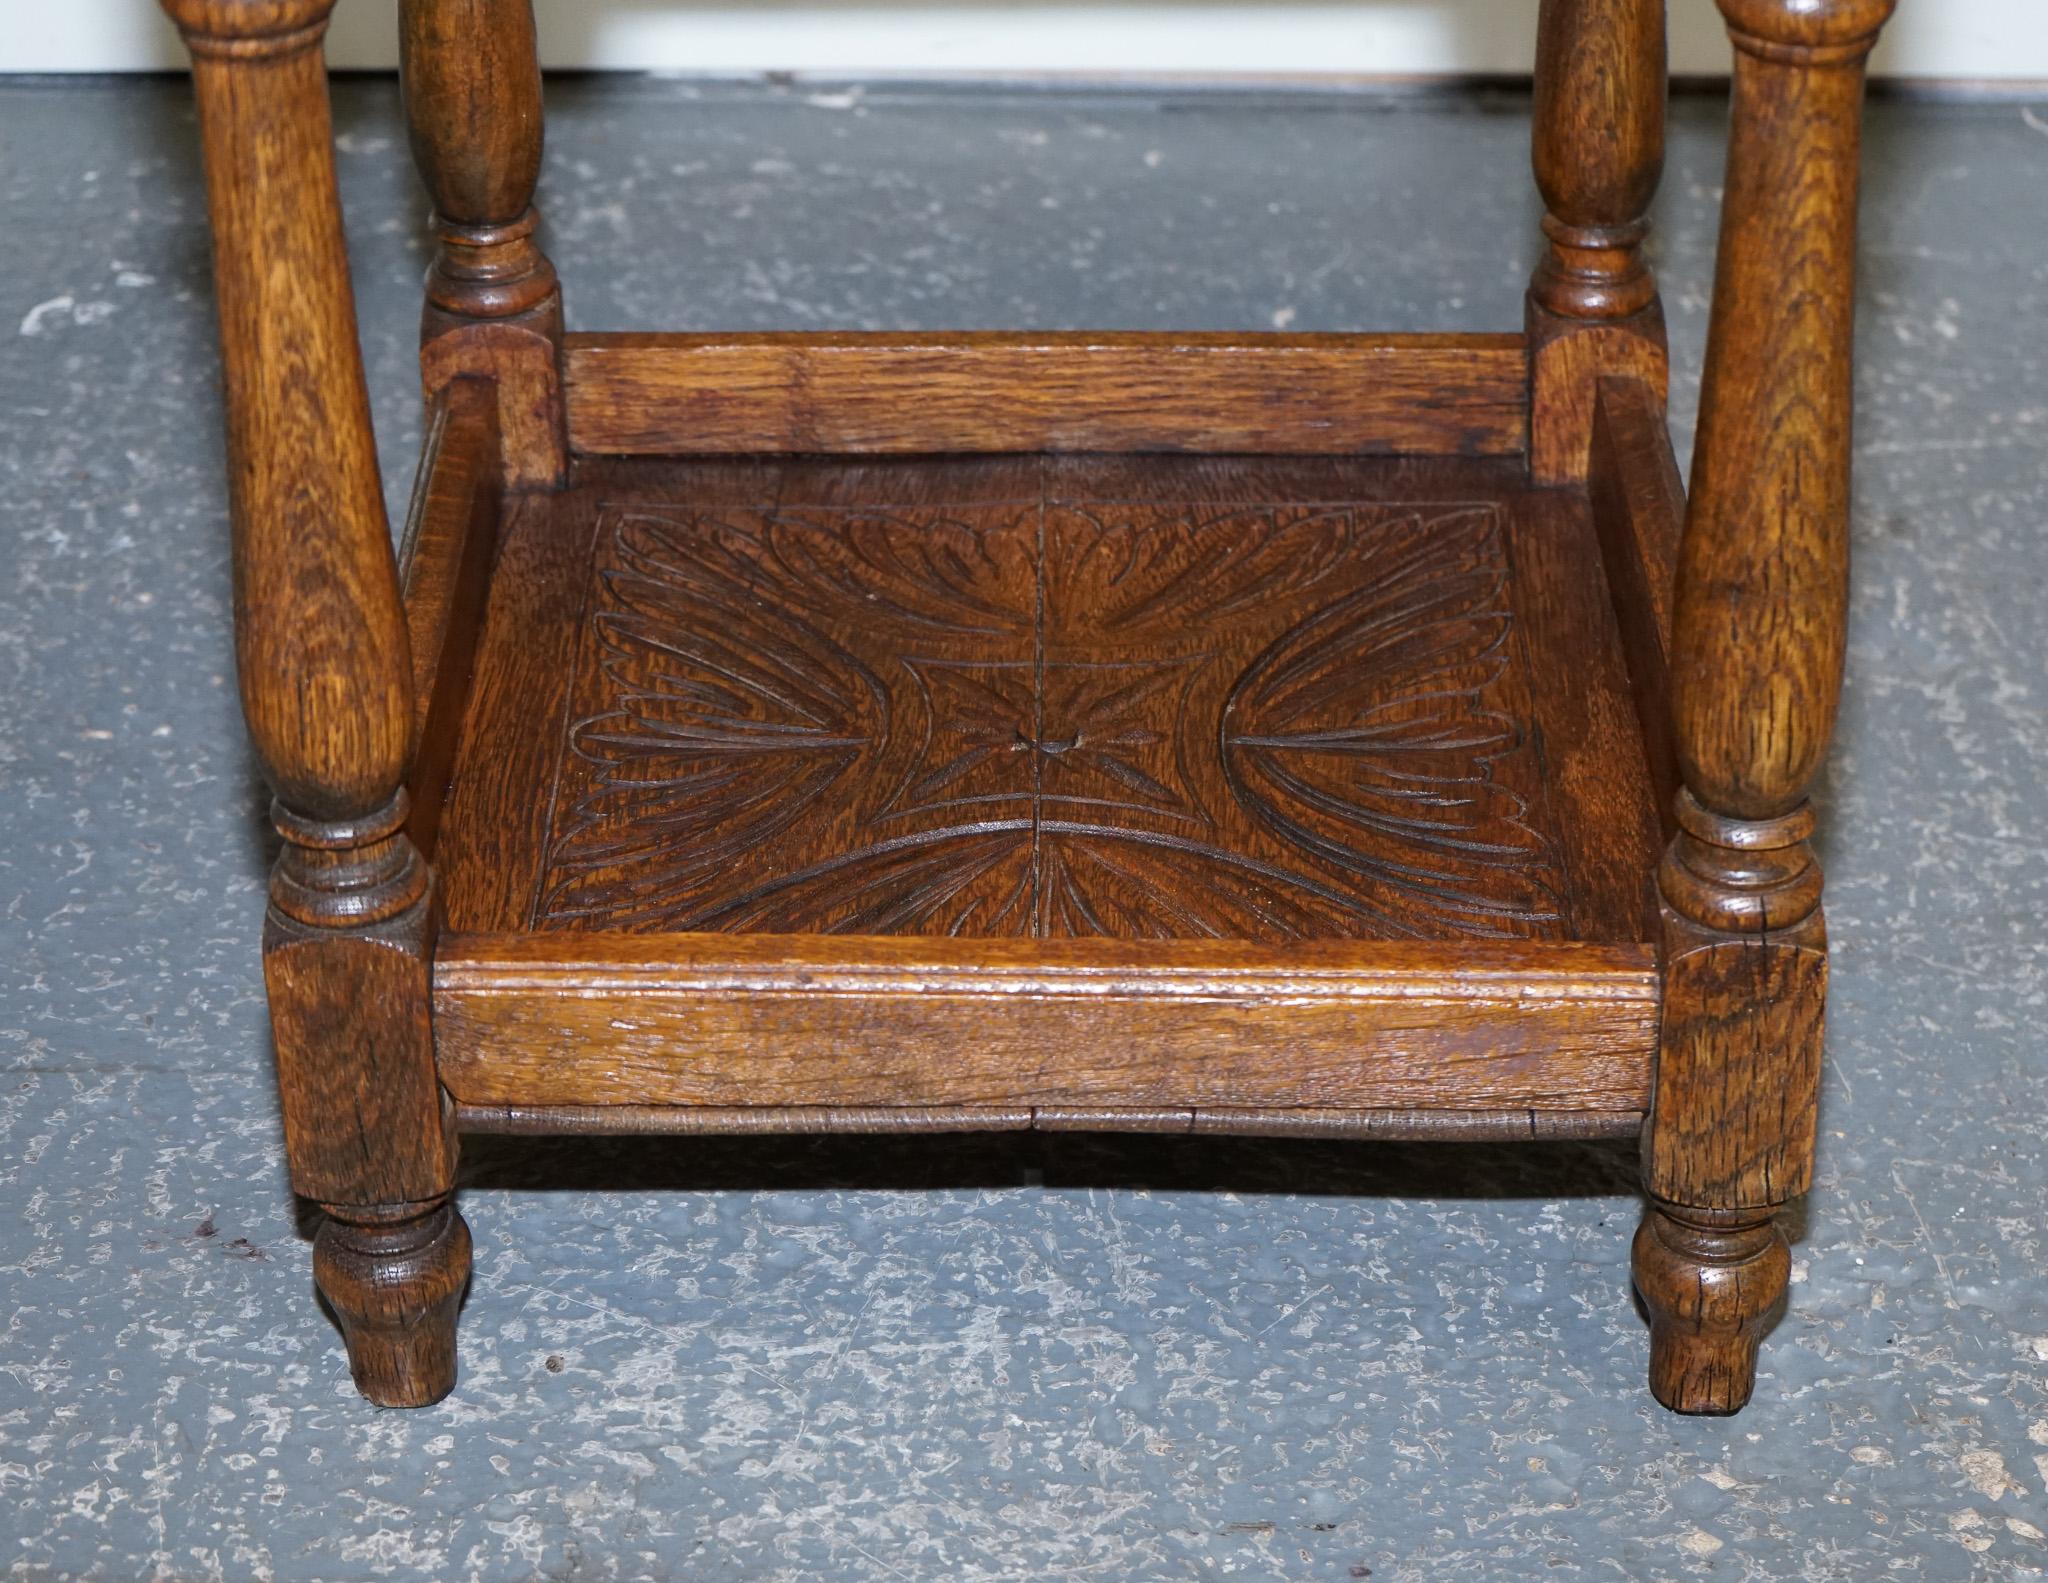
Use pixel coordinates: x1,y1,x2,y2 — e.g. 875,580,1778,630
413,395,1676,1129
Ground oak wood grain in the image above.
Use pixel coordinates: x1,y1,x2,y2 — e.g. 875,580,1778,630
399,0,544,239
163,0,472,1414
1645,908,1828,1209
160,0,1884,1423
1636,0,1892,1417
1670,0,1887,828
166,0,411,825
1501,484,1663,942
1527,319,1668,484
264,897,455,1207
401,0,565,487
1633,1205,1788,1415
1588,374,1684,838
561,332,1532,458
434,932,1658,1112
398,378,501,858
1530,0,1665,322
1526,0,1668,482
313,1202,471,1408
430,454,1666,948
433,487,602,932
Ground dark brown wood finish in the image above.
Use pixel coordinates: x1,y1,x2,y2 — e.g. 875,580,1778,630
561,332,1531,457
159,0,465,1408
1501,485,1664,941
164,0,1886,1422
431,454,1657,950
312,1203,473,1410
1635,0,1893,1414
400,0,566,486
1527,0,1670,482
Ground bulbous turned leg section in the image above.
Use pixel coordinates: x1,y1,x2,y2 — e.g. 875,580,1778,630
314,1199,472,1407
1632,1203,1789,1414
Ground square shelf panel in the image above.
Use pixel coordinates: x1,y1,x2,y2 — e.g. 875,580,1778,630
435,454,1661,948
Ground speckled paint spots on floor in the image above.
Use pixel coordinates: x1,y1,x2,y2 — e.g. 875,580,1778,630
0,78,2044,1581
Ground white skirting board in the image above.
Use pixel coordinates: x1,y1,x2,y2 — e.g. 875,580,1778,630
7,0,2043,82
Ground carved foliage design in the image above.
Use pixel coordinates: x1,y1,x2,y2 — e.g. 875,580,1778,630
536,496,1565,941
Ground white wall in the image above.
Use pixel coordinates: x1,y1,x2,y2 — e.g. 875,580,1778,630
3,0,2040,81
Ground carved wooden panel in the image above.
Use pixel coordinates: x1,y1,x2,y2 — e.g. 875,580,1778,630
527,483,1570,942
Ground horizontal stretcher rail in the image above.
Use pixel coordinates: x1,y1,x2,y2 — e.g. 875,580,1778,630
434,933,1659,1113
560,330,1532,458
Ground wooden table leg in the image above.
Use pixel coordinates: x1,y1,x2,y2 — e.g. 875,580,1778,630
1636,0,1894,1415
159,0,467,1407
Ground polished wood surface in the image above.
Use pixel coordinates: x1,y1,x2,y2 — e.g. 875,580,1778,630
561,332,1531,457
1633,1205,1792,1415
167,0,410,827
434,933,1658,1111
1636,0,1894,1415
429,487,595,937
1526,0,1669,482
1589,374,1684,838
401,0,566,486
433,455,1660,947
161,0,464,1408
161,0,1890,1418
1530,0,1665,324
398,378,501,858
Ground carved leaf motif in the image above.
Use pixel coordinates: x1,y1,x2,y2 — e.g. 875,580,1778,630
1223,507,1564,936
537,497,1567,940
1045,504,1359,641
538,512,886,928
687,825,1039,937
763,511,1034,637
1033,827,1421,940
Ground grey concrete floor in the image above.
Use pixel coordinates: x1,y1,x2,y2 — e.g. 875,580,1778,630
0,74,2045,1582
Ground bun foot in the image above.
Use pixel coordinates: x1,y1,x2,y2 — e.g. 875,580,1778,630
1632,1202,1788,1415
314,1199,471,1407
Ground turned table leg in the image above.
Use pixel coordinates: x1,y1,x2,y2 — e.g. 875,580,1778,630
160,0,467,1406
401,0,566,487
1636,0,1893,1414
1527,0,1668,481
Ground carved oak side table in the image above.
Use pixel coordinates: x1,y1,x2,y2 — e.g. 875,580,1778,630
162,0,1891,1414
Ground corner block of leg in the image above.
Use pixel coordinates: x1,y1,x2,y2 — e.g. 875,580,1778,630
1527,300,1669,483
314,1199,472,1407
420,297,565,490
